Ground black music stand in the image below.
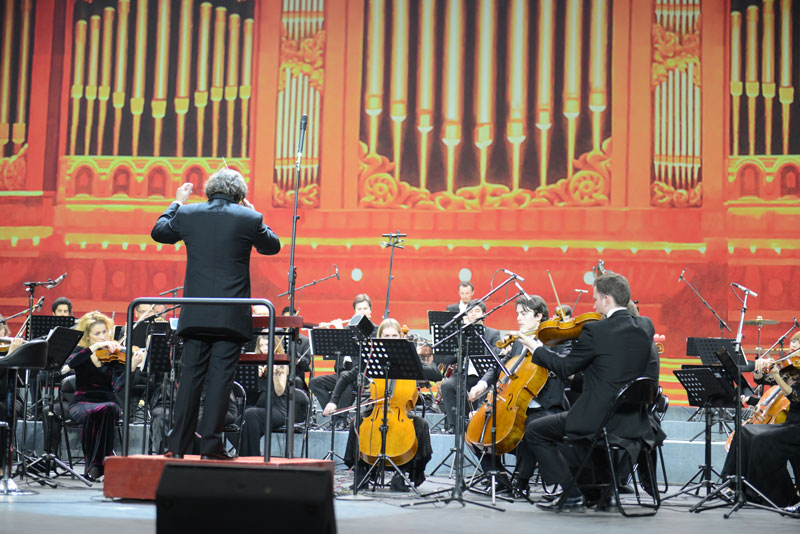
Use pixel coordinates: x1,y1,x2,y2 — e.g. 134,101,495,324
690,347,795,517
24,327,88,486
25,315,76,420
356,338,425,496
235,364,260,407
429,311,459,356
309,328,361,464
664,367,735,501
29,315,75,340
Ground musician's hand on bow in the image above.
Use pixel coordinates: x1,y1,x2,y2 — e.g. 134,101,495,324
516,330,542,352
258,365,267,377
322,402,337,417
468,381,487,402
132,349,145,369
754,357,774,375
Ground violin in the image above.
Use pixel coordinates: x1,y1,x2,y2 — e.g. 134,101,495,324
94,345,140,365
496,329,537,349
536,312,604,346
0,336,26,355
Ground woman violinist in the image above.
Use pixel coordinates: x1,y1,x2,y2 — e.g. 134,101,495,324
322,318,440,491
466,295,571,499
721,332,800,508
63,311,144,480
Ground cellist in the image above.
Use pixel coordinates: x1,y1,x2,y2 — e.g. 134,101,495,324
467,295,570,499
321,318,441,491
721,332,800,509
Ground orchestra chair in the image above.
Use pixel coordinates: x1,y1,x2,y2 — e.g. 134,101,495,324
224,381,246,455
0,340,48,494
649,389,669,493
557,377,661,517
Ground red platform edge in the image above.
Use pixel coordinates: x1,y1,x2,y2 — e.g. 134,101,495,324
103,454,334,501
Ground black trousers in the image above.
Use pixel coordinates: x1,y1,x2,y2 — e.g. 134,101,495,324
440,374,479,430
309,374,353,421
168,337,241,455
524,411,583,497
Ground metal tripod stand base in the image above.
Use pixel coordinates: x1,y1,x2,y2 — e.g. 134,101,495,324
25,453,92,487
1,477,36,495
690,475,796,518
662,464,724,501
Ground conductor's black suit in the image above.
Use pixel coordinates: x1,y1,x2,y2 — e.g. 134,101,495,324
151,193,280,455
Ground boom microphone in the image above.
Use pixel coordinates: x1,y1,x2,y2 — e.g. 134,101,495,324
731,282,758,297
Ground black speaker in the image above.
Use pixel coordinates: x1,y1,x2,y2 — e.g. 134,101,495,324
156,464,336,533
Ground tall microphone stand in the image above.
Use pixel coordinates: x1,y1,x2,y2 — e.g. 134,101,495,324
277,265,339,298
409,275,518,510
380,232,405,320
679,269,732,339
283,114,308,458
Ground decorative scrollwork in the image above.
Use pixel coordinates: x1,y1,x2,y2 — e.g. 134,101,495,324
273,182,320,209
278,28,326,92
651,180,702,207
0,144,28,191
651,22,701,88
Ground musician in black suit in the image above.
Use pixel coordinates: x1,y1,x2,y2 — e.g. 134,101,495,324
520,272,656,512
439,300,502,433
151,169,281,459
446,281,474,313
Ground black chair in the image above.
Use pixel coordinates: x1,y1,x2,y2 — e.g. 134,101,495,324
224,381,246,455
557,377,661,516
0,340,48,494
650,389,669,493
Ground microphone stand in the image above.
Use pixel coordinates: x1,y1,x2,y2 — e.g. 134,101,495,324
380,232,405,320
283,114,307,458
277,266,338,297
409,275,517,510
679,271,732,339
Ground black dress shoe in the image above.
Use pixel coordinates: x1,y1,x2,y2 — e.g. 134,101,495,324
201,450,236,460
85,466,102,482
594,495,620,512
164,451,183,459
536,495,585,513
511,476,531,501
536,492,562,504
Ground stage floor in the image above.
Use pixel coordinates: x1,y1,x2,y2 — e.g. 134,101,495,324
2,469,798,534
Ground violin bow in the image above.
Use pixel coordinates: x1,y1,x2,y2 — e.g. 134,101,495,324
546,270,567,321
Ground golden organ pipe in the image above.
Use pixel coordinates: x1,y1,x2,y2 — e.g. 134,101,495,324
211,6,227,157
745,6,759,156
175,0,194,158
69,19,87,156
536,0,555,188
473,0,496,186
563,0,583,180
0,0,14,148
13,0,33,151
240,17,254,158
152,0,171,158
131,0,149,157
195,2,212,157
589,0,608,153
225,14,241,159
97,7,114,155
112,0,130,156
779,0,792,155
441,0,464,194
365,0,385,155
506,0,528,191
390,0,409,182
730,11,742,157
416,0,436,190
762,0,775,155
84,15,100,156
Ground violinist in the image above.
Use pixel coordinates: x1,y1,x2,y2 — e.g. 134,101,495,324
521,273,658,512
0,316,25,420
467,295,567,499
64,311,144,481
720,344,800,508
323,318,438,491
439,300,502,433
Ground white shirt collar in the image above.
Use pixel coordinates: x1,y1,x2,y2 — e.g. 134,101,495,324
605,306,627,318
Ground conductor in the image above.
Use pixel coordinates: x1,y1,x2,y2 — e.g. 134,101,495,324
151,168,281,459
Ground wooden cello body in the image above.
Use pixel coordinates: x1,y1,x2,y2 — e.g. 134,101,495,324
358,378,419,466
725,385,791,451
465,351,550,454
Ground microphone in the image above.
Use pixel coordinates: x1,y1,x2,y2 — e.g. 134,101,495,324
514,280,529,299
334,265,340,281
295,114,308,165
678,268,686,282
381,233,407,238
574,289,588,294
501,269,525,282
731,282,758,297
380,241,404,249
46,272,67,289
35,296,45,310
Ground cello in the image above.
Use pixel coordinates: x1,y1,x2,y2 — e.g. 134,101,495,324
357,326,419,467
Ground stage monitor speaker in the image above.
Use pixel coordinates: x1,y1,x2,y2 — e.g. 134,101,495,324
156,463,336,533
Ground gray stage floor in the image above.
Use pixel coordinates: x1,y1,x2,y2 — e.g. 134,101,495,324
2,470,798,534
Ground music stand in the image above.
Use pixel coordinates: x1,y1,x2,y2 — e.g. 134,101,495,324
664,367,735,501
690,347,796,517
429,311,459,356
25,327,88,486
235,364,260,407
356,338,425,496
141,332,172,454
687,337,747,367
29,315,75,339
309,328,361,464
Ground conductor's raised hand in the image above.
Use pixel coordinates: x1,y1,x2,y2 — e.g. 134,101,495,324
175,182,193,204
241,198,255,210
